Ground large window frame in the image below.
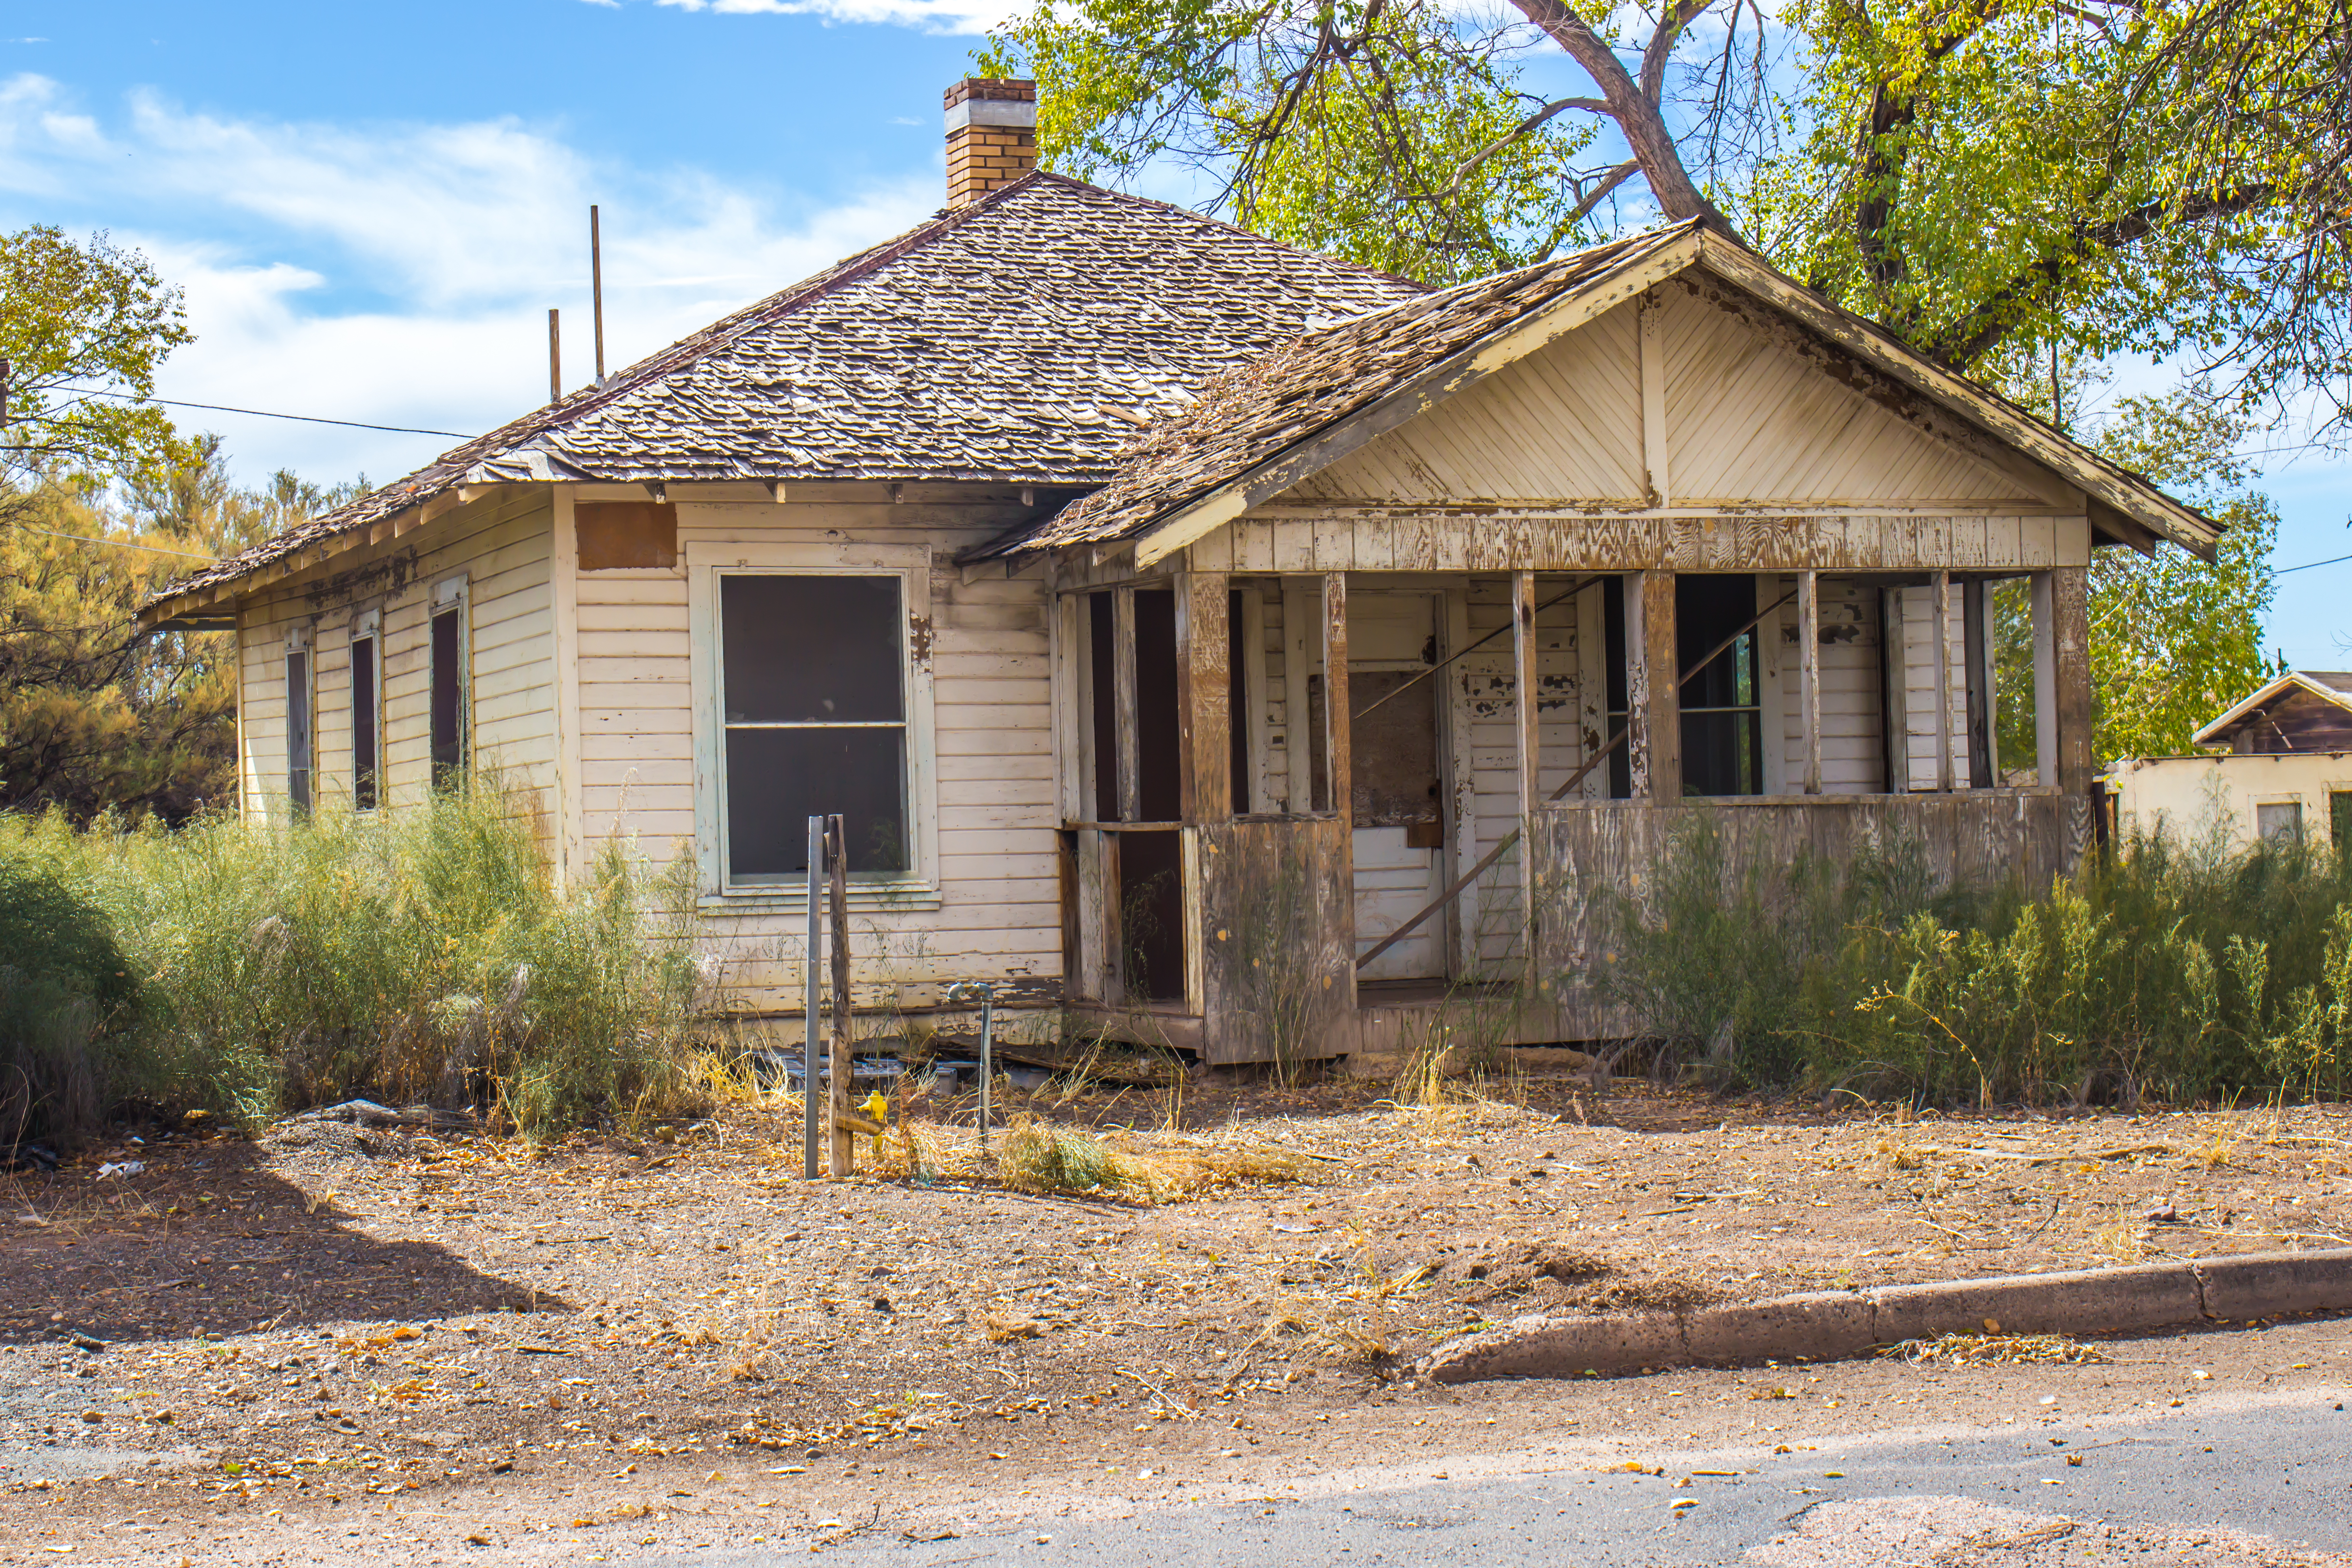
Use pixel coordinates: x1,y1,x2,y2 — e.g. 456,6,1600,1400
284,624,314,816
687,540,939,906
349,607,383,812
429,575,471,791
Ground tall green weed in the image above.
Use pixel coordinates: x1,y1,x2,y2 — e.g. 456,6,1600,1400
1586,813,2352,1107
0,780,703,1143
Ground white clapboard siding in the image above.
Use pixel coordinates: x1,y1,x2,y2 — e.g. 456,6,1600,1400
574,502,1064,1005
237,489,554,823
1892,583,1970,790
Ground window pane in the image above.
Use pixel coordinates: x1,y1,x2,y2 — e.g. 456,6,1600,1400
721,575,903,724
2257,801,2303,844
431,607,465,787
286,652,311,814
351,637,378,811
727,728,907,877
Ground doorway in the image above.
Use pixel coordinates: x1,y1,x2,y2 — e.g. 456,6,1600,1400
1346,591,1446,981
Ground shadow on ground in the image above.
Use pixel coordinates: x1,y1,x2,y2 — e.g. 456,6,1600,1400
0,1135,559,1345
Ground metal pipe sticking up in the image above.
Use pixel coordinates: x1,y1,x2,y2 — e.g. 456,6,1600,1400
547,309,561,403
589,205,606,383
946,981,997,1154
803,813,824,1180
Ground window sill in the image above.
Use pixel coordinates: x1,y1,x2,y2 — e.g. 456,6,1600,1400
699,881,944,915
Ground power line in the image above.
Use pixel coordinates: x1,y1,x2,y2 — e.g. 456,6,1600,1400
2276,551,2352,576
8,524,218,560
48,384,469,439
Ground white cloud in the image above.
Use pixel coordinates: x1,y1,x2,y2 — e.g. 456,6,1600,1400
0,74,940,486
656,0,1026,38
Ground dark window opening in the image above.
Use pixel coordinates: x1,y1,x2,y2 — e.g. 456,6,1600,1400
2331,792,2352,855
1133,589,1180,822
719,573,907,879
1228,588,1249,813
1087,592,1119,820
429,605,466,790
286,650,312,815
1117,828,1187,1002
1602,579,1632,798
351,636,379,811
1676,574,1764,797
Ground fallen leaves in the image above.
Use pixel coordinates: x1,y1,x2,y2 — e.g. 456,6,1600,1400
1881,1333,2111,1367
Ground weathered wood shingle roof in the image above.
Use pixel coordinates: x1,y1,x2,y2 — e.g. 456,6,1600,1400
977,226,1685,560
148,172,1421,609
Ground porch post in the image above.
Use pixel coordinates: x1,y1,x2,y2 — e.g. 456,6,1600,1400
1322,573,1352,821
2052,564,2093,795
1798,570,1823,795
1112,584,1140,822
1175,570,1232,823
1638,570,1680,801
1512,570,1542,966
1322,572,1356,1014
1933,569,1955,792
2030,572,2057,788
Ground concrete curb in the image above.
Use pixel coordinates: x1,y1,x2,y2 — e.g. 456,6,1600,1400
1415,1249,2352,1385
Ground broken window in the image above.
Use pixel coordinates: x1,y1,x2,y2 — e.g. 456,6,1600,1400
1676,575,1764,797
2258,800,2304,844
428,583,468,790
350,624,380,812
719,573,908,880
285,640,312,815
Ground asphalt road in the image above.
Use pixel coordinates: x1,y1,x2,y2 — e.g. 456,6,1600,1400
692,1394,2352,1568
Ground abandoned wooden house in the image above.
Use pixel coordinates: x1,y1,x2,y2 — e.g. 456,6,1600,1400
139,77,2222,1064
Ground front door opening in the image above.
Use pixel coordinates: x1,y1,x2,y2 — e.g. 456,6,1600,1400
1348,591,1446,981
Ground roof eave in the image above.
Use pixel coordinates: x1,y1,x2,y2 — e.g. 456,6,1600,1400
2189,673,2352,746
1692,235,2222,563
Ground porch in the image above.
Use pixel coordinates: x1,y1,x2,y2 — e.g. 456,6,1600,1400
1050,562,2095,1065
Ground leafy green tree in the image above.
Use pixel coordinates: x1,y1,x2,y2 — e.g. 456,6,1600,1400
1992,379,2279,765
987,0,2349,422
0,440,366,822
0,227,193,486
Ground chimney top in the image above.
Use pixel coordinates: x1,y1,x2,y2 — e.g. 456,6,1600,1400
945,78,1037,207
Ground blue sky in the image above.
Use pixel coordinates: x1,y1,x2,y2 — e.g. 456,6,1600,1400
3,1,2346,663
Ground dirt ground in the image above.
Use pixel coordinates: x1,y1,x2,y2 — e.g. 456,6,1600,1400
2,1073,2348,1561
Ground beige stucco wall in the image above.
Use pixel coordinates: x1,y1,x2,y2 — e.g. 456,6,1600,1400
2108,751,2352,849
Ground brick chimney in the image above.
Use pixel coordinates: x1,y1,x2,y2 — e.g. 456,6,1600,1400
945,78,1037,206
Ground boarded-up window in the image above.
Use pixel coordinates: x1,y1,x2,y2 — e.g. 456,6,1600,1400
351,632,380,811
719,574,907,879
286,649,312,815
430,585,469,790
575,501,678,570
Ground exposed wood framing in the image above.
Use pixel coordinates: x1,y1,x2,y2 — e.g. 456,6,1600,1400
1511,570,1542,971
1113,585,1140,823
1176,571,1232,822
1639,571,1680,801
1441,583,1479,977
1573,581,1608,803
1282,580,1319,811
2053,565,2093,796
1933,569,1955,792
1322,573,1356,1012
1798,569,1823,795
2031,571,2058,788
826,816,852,1177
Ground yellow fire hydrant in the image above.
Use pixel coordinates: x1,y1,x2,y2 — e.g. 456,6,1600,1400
862,1088,891,1162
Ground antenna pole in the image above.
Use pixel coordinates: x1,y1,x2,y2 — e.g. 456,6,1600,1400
590,206,606,383
547,308,561,403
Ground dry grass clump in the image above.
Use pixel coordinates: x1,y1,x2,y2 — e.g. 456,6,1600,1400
993,1115,1310,1203
1882,1332,2110,1366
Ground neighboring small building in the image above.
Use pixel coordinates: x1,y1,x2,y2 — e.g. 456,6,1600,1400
2108,672,2352,848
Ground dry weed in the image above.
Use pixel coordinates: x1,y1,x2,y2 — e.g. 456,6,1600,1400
985,1314,1040,1343
1876,1136,1927,1171
1882,1332,2110,1366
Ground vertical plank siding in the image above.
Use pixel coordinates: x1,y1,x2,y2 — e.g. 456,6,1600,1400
1531,793,2081,1040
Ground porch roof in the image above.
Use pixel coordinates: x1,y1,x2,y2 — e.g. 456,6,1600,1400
974,222,2223,567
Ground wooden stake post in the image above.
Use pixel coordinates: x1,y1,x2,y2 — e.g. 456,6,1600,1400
826,814,852,1176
